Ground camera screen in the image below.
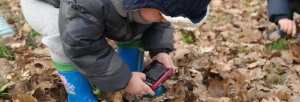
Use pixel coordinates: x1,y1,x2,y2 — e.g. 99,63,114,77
143,61,167,85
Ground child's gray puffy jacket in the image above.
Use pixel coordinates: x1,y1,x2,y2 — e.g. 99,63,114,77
59,0,174,92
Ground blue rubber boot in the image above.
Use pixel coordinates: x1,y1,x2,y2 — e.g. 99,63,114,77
143,86,166,98
117,40,144,72
53,60,99,102
117,40,165,97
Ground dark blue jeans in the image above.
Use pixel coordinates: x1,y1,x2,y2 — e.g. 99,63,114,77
276,0,300,37
290,0,300,14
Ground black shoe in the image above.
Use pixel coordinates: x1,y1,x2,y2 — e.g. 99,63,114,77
38,0,60,8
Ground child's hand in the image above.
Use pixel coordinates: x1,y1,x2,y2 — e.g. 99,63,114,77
152,53,174,69
123,72,155,95
278,18,297,36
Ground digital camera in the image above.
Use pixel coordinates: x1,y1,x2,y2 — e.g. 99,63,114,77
142,60,173,91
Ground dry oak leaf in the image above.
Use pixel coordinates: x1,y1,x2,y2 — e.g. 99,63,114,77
33,57,55,69
32,87,56,102
210,0,223,7
291,46,300,63
21,23,32,32
292,96,300,102
247,59,266,68
32,47,50,56
173,29,183,41
208,78,229,98
112,91,124,102
291,46,300,57
184,91,197,102
206,97,231,102
261,97,281,102
12,93,37,102
273,88,292,101
0,58,14,75
200,46,215,54
237,29,261,43
173,46,190,60
280,50,294,64
249,68,265,80
289,83,300,93
270,57,287,66
227,9,243,15
216,60,233,72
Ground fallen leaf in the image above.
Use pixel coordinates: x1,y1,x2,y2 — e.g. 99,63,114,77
210,0,223,7
0,58,14,76
206,97,231,102
291,46,300,63
21,23,32,32
236,75,246,85
289,83,300,93
200,46,215,53
12,93,37,102
273,89,292,101
112,91,124,102
237,29,261,43
33,57,55,69
208,78,229,98
173,46,190,60
249,68,265,80
270,51,281,58
248,59,266,68
184,91,197,102
270,57,287,66
260,96,281,102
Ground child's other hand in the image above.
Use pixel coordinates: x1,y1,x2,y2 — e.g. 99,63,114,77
123,72,155,95
152,53,174,70
278,18,297,36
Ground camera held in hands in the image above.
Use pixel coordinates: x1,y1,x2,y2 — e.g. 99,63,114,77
142,60,173,91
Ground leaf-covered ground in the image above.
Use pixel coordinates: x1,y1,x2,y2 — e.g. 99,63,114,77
1,0,300,102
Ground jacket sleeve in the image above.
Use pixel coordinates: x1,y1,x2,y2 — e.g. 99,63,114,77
268,0,292,24
142,22,174,56
58,0,132,92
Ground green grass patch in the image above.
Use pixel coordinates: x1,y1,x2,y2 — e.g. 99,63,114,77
181,30,195,44
237,45,245,53
0,75,13,97
248,9,258,14
222,16,231,23
266,39,289,50
206,16,220,23
273,67,285,85
28,30,40,37
0,42,14,60
26,30,40,49
243,1,250,6
264,67,285,87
